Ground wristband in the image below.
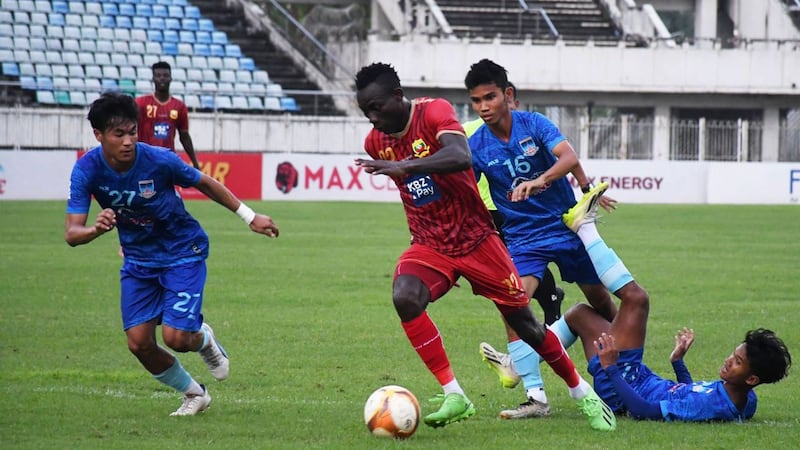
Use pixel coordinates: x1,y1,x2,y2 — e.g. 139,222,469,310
235,203,256,225
581,183,594,194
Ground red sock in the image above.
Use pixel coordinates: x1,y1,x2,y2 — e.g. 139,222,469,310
533,328,581,388
401,312,453,385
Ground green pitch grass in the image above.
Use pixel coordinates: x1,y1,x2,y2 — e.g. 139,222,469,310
0,201,798,449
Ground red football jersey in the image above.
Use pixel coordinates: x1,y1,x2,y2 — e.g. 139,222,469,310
363,97,495,256
135,95,189,151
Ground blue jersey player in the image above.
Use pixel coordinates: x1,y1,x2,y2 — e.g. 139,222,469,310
464,59,649,420
65,92,279,416
560,299,791,422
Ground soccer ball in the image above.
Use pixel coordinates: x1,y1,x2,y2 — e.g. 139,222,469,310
363,385,420,439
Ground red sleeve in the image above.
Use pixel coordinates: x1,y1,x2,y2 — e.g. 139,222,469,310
426,98,465,138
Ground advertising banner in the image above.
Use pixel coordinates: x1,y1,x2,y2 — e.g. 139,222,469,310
177,152,263,200
0,151,75,200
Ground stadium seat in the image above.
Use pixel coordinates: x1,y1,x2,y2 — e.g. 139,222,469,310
36,90,56,104
177,43,194,56
47,12,64,26
184,81,201,95
101,79,117,91
52,76,68,90
190,56,207,69
61,51,78,65
153,5,167,17
84,2,101,15
182,18,198,31
34,0,50,12
253,70,270,85
266,84,283,97
169,6,184,18
68,76,83,91
29,24,46,38
79,27,97,40
219,70,235,83
103,66,120,80
162,43,179,57
201,68,216,82
132,17,149,30
45,37,61,50
216,95,233,110
175,55,192,69
171,67,186,81
164,30,179,43
264,97,281,111
136,5,152,17
64,13,81,27
61,38,79,52
97,28,114,41
30,37,46,50
0,11,11,24
200,95,214,109
14,50,30,64
249,82,266,96
54,90,70,104
215,82,231,94
114,29,131,42
51,1,68,14
84,77,100,90
222,57,239,70
247,96,264,110
211,32,227,45
236,71,252,83
78,39,95,52
147,30,163,43
135,79,150,95
194,32,211,46
78,52,94,66
119,79,135,95
67,1,84,14
82,14,99,28
14,12,30,25
111,53,128,67
30,12,48,25
225,45,242,58
86,91,99,105
171,80,185,94
143,54,159,67
209,44,225,57
97,14,114,28
96,39,113,54
1,61,18,76
136,67,150,80
184,94,200,109
113,40,129,54
232,96,248,109
30,51,46,63
179,31,195,44
234,82,250,95
0,48,11,61
206,56,222,70
144,42,162,55
116,16,132,29
51,64,67,77
85,65,102,79
19,75,36,89
128,53,144,68
44,50,60,63
119,4,135,16
67,64,83,77
35,75,52,89
101,3,118,16
165,18,181,30
18,0,34,11
13,24,29,37
194,44,210,57
17,62,34,76
131,30,147,43
239,57,255,71
198,19,214,32
13,37,30,51
45,25,63,39
280,97,300,112
70,91,86,106
149,17,166,30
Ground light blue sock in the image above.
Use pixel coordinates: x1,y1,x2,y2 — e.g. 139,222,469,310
585,239,634,293
508,340,543,391
153,359,192,392
548,317,577,349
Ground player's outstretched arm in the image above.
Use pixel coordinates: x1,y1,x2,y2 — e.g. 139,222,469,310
193,174,279,238
64,208,116,246
669,327,695,384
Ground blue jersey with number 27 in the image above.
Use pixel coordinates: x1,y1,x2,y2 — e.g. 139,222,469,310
66,142,207,267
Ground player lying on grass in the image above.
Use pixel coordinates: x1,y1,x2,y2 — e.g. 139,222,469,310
65,92,279,416
565,307,791,421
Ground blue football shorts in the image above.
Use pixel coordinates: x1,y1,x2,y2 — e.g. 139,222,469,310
119,259,207,332
510,237,602,285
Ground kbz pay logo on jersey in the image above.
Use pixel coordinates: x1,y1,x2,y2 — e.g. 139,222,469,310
406,173,440,207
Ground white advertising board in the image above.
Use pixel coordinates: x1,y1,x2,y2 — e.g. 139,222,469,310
707,163,800,204
0,151,76,200
262,153,401,202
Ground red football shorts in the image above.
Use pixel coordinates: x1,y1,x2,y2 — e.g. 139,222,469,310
395,234,529,307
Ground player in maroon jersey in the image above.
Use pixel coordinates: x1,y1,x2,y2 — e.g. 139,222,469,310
135,61,200,169
354,62,615,431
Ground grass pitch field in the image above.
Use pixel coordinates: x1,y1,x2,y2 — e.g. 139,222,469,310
0,200,798,449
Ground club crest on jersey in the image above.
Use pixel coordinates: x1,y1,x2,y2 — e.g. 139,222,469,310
518,137,539,156
138,179,156,199
411,138,431,158
170,109,179,120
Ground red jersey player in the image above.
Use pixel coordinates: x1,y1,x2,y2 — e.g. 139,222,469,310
135,61,200,169
354,62,615,431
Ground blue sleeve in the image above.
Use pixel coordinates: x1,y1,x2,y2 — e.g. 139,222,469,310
604,365,663,420
66,164,92,214
672,359,693,384
165,151,202,187
531,113,566,151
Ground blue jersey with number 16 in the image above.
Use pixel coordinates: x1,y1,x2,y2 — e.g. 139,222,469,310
66,142,207,267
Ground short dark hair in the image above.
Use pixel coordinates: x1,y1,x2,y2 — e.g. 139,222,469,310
355,62,400,92
464,58,509,91
152,61,171,72
87,92,138,132
745,328,791,384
